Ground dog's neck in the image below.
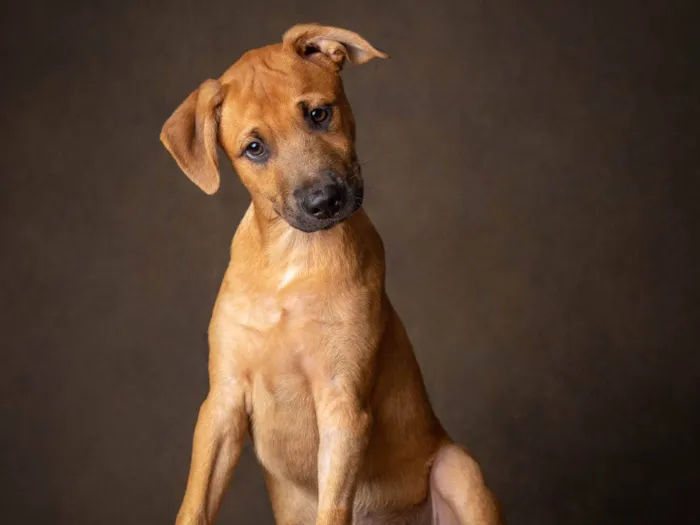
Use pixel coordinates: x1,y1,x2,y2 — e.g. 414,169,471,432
231,197,385,288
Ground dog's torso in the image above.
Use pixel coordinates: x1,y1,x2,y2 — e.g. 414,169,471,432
209,206,445,522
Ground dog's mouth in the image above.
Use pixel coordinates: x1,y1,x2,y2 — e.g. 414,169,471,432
277,164,364,233
281,183,363,233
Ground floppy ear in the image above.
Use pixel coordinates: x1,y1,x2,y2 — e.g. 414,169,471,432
160,79,225,195
282,23,389,71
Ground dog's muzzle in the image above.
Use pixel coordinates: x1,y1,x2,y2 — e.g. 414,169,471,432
288,169,364,232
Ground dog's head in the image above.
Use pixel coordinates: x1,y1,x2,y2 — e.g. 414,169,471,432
160,24,388,233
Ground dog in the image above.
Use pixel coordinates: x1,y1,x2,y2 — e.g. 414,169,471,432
160,23,504,525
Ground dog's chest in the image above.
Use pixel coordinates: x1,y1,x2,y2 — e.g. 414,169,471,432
248,322,323,487
249,364,320,488
220,285,335,487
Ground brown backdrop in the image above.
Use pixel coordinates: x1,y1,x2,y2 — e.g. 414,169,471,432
1,1,697,524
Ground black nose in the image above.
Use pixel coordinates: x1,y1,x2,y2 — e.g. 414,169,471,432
301,182,346,219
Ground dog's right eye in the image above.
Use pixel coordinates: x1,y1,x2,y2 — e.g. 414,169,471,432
244,141,267,160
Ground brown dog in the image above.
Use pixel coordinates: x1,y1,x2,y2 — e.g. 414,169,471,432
161,23,503,525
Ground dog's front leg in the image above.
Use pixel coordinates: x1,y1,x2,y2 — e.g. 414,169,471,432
313,382,372,525
176,382,247,525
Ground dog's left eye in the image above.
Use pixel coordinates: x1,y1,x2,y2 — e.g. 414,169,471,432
310,107,330,124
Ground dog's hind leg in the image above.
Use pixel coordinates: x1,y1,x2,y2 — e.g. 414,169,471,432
429,443,504,525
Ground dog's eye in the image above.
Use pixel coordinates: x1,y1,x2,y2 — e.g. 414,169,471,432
244,141,266,159
310,107,330,124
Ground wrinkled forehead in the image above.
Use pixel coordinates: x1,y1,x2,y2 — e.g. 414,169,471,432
220,45,342,126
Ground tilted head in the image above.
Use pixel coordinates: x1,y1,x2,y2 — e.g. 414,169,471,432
160,24,388,233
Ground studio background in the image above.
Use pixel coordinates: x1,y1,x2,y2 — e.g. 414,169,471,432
1,1,697,524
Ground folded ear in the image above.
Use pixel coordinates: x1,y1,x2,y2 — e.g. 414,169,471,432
283,23,389,71
160,79,225,195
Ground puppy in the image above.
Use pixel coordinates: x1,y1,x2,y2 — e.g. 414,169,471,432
161,23,503,525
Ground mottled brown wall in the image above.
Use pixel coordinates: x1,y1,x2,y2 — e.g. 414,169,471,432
1,1,697,524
